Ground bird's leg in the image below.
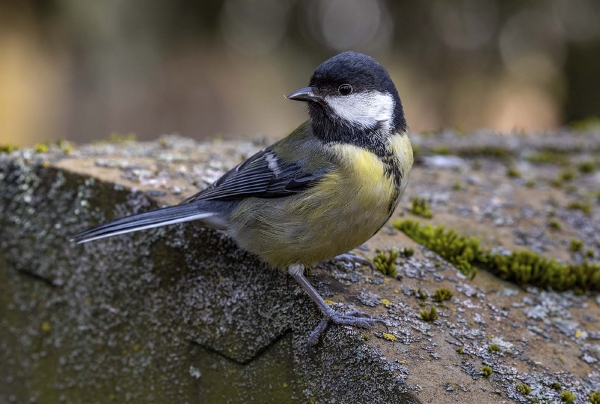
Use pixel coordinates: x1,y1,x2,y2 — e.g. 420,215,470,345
333,252,374,270
288,264,385,354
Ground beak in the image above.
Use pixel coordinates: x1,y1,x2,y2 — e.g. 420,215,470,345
286,86,318,102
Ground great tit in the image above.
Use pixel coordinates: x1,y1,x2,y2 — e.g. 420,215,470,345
74,51,414,351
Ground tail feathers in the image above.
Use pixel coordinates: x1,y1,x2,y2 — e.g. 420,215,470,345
73,204,216,244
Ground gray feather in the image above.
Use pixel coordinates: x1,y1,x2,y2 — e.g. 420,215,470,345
73,204,216,243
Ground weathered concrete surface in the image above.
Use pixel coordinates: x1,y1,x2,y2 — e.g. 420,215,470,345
0,139,418,404
1,131,600,403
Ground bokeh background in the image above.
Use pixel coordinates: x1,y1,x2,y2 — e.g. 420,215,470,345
1,0,600,146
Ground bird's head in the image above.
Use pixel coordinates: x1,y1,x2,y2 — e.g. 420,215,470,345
287,52,406,143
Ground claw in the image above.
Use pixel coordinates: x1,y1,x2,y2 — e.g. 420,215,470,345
307,308,385,355
307,319,329,357
334,253,374,270
344,310,371,318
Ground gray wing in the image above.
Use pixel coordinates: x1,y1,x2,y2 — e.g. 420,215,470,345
181,146,331,203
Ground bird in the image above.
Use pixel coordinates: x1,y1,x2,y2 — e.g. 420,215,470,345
73,51,414,352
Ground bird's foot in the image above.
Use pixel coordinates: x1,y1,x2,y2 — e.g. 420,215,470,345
307,307,385,356
333,252,374,270
288,263,384,356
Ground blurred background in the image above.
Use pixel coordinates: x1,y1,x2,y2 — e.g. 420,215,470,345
1,0,600,146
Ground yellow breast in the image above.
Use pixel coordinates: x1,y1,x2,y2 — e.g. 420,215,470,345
328,143,396,210
230,133,413,268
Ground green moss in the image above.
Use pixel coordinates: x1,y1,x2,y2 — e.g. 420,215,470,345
433,288,453,303
516,384,531,395
418,142,499,157
431,146,451,155
410,197,433,219
0,144,19,153
578,161,595,173
586,249,595,258
570,238,584,252
34,143,49,153
571,116,600,131
565,184,578,194
57,139,74,154
590,391,600,404
525,179,536,188
568,201,591,215
488,251,600,292
453,126,466,136
401,247,414,258
488,344,500,353
548,219,562,231
108,132,137,144
561,170,576,182
452,181,464,191
541,145,585,153
456,347,464,354
373,249,399,277
481,366,492,378
394,219,600,292
552,383,561,390
453,146,510,159
561,391,575,403
507,167,521,178
527,151,569,166
393,219,481,279
419,305,437,322
416,288,428,300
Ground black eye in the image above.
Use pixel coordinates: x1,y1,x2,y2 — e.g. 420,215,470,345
338,84,353,96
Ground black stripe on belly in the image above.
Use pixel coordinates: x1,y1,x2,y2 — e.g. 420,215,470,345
381,154,403,189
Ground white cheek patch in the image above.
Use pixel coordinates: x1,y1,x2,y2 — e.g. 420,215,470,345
325,91,395,130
